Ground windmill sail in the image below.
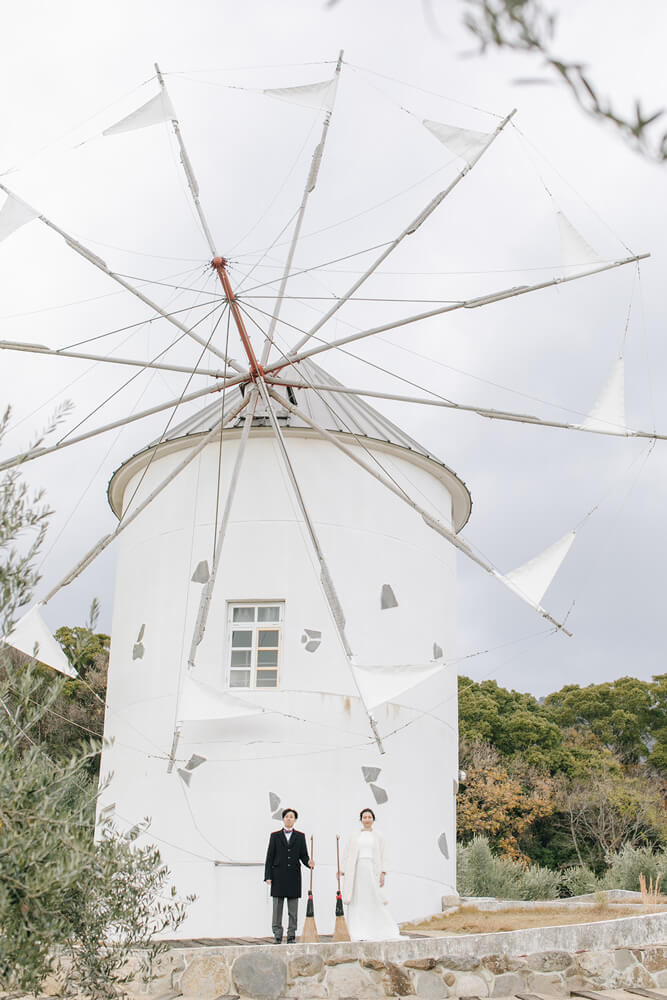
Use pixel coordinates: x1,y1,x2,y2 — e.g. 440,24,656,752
0,192,39,243
3,605,77,677
264,79,337,112
103,90,176,135
504,530,576,608
422,119,491,163
579,357,626,432
352,661,445,709
177,675,264,726
557,211,601,268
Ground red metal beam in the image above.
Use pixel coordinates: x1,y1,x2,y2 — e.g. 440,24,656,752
212,257,263,380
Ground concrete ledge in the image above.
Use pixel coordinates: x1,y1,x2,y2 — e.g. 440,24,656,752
449,890,647,912
172,910,667,965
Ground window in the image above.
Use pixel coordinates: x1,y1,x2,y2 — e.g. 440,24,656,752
227,603,283,689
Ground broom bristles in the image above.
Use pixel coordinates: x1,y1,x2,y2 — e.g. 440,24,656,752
333,914,350,941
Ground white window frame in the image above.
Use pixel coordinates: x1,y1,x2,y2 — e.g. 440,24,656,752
226,601,283,690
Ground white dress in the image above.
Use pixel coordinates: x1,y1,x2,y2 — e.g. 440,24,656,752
346,830,401,942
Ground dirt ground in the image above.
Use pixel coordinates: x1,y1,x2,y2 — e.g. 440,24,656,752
406,901,667,935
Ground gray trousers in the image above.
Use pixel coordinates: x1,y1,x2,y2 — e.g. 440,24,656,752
272,896,298,941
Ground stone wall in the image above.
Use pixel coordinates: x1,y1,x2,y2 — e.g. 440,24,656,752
129,913,667,999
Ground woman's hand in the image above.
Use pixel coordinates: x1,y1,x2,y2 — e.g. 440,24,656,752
379,872,385,887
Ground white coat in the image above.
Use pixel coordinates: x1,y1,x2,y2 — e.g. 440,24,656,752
341,829,388,905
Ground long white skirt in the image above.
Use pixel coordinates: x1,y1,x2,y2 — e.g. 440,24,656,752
346,858,401,942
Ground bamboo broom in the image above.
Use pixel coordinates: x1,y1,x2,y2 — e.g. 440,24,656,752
300,835,319,942
333,833,350,941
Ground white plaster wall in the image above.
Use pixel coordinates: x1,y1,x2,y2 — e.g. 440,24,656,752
98,431,460,938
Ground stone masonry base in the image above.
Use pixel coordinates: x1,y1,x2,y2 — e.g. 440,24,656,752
122,913,667,1000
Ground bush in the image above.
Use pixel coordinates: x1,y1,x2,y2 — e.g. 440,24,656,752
61,821,193,999
560,865,601,896
601,844,667,891
457,836,559,900
0,665,193,997
519,863,561,900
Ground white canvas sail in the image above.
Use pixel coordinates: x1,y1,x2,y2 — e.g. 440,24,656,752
176,675,264,725
352,660,445,709
422,119,491,163
4,604,77,677
503,530,576,608
580,357,625,432
0,192,39,243
557,211,601,268
264,78,337,112
103,91,176,136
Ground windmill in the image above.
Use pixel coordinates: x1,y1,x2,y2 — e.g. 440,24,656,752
0,53,657,937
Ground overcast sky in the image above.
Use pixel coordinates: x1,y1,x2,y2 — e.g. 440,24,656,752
1,0,665,697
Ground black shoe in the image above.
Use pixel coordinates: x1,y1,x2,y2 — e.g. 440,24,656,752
286,936,295,943
273,937,282,944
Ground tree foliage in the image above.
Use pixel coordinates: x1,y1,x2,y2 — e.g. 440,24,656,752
458,738,558,860
0,408,51,636
0,410,191,996
458,675,667,872
461,0,667,162
328,0,666,162
0,669,191,997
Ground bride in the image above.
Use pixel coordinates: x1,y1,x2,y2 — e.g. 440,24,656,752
340,808,401,941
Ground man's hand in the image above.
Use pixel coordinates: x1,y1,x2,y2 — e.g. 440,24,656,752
308,859,314,869
379,872,385,888
265,879,271,885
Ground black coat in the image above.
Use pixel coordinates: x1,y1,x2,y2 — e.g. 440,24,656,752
264,829,310,898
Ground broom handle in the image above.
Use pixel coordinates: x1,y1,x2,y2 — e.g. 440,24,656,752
309,835,314,892
336,834,341,891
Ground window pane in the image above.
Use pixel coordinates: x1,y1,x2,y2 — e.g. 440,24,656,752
233,607,255,622
258,606,280,622
230,669,251,688
256,670,278,688
231,630,252,648
258,649,278,667
258,629,280,648
231,650,251,667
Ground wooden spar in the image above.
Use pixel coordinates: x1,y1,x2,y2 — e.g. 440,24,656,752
155,62,218,258
266,253,650,375
300,835,319,943
264,376,667,442
0,374,249,474
288,108,517,355
259,51,344,367
0,338,227,378
267,386,573,635
212,257,265,378
0,181,244,373
41,394,251,605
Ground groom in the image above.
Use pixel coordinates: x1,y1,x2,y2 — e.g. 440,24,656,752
264,807,313,943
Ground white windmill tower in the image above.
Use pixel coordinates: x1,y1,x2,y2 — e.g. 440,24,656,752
100,354,471,937
0,54,654,939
